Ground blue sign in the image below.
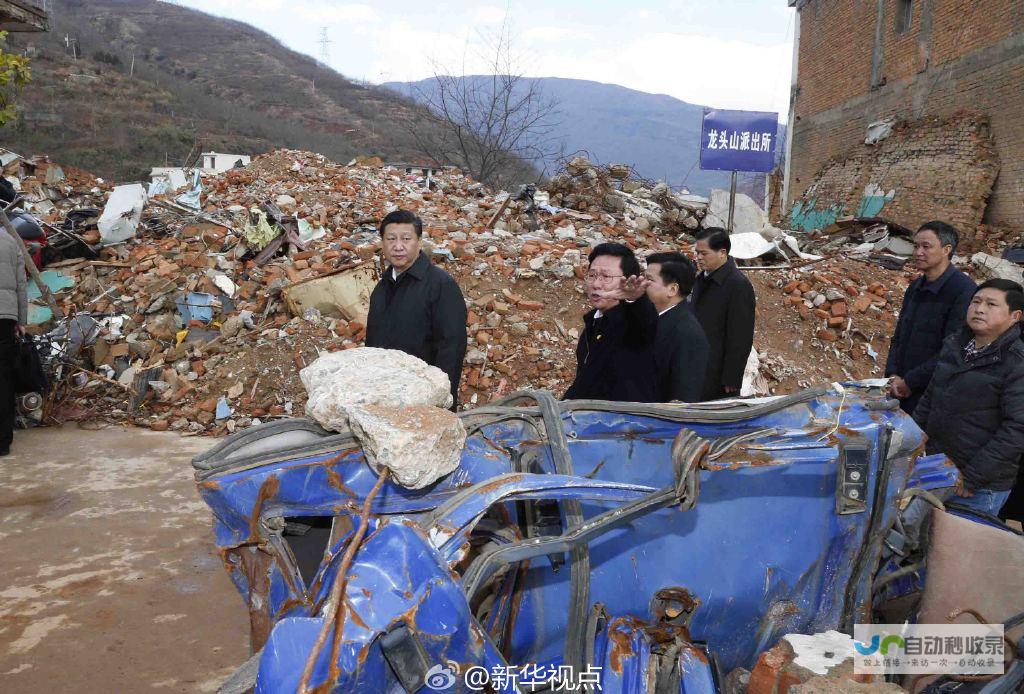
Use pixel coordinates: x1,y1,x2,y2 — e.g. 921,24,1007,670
699,109,779,173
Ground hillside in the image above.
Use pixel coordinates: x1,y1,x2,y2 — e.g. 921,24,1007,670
0,0,476,181
386,76,787,200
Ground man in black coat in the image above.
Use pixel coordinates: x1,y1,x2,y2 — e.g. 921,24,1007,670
886,221,976,414
913,279,1024,516
645,252,708,402
564,243,658,402
690,228,756,401
365,210,468,407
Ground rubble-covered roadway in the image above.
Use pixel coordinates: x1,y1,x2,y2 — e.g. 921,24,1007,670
3,149,1018,436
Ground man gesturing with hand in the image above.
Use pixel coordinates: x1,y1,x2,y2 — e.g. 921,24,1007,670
564,243,659,402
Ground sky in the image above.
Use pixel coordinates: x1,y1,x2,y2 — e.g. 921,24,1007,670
167,0,796,119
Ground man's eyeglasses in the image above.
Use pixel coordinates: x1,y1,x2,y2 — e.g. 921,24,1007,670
584,271,624,283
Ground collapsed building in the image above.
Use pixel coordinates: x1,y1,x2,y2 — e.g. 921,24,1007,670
783,0,1024,241
1,146,922,436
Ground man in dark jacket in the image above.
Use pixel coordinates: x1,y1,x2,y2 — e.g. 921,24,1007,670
564,243,657,402
365,210,468,407
886,221,975,414
690,228,756,401
645,252,708,402
913,279,1024,516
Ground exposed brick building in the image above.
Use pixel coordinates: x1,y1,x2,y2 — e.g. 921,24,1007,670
783,0,1024,232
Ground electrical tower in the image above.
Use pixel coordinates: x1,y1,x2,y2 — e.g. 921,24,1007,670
318,27,331,65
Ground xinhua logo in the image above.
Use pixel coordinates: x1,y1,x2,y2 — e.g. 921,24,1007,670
855,634,906,656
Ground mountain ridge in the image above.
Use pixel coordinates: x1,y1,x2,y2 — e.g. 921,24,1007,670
0,0,468,180
385,75,786,200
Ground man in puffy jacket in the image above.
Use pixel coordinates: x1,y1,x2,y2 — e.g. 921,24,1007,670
913,279,1024,515
0,227,28,456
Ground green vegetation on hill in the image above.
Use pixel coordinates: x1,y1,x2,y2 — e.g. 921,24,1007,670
0,0,464,181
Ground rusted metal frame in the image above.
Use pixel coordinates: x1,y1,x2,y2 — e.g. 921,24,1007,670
841,423,894,630
419,473,657,560
508,389,591,673
298,468,390,694
461,486,679,605
706,427,783,461
475,387,827,424
460,427,707,615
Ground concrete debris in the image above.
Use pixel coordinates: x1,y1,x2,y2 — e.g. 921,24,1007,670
545,156,708,236
704,189,769,235
300,348,453,433
864,117,895,145
347,404,466,489
300,348,463,488
972,252,1024,283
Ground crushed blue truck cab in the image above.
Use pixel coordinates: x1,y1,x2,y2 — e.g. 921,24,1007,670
194,385,977,692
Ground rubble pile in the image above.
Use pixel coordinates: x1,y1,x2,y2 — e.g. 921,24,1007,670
8,147,1018,436
545,155,709,236
747,259,907,389
15,150,633,434
1,151,109,214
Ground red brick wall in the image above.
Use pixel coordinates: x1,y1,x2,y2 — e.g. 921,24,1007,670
789,0,1024,229
792,112,998,232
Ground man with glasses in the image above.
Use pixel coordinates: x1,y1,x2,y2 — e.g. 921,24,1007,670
564,242,657,402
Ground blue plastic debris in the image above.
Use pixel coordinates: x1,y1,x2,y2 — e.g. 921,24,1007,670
175,169,203,211
215,396,232,421
192,385,1021,692
175,292,215,324
27,270,75,324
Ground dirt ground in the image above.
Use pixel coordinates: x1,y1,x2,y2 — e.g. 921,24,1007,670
0,425,249,691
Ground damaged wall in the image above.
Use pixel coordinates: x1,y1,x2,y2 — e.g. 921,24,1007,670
789,112,999,233
787,0,1024,230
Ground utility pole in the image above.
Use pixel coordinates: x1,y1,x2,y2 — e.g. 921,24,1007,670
64,34,79,60
318,27,331,65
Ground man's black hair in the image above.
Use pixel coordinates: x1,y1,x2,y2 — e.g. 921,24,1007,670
646,251,688,266
0,177,15,205
379,209,423,237
917,221,959,259
695,227,731,253
647,252,696,296
589,242,641,277
975,278,1024,313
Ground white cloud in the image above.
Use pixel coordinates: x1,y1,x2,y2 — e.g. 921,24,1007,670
521,30,793,116
170,1,794,118
522,26,581,43
473,6,508,25
296,3,380,24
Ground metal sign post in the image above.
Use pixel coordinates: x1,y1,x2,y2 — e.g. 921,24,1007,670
727,171,738,233
699,108,779,233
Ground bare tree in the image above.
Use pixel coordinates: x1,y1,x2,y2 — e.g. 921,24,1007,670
400,22,560,187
